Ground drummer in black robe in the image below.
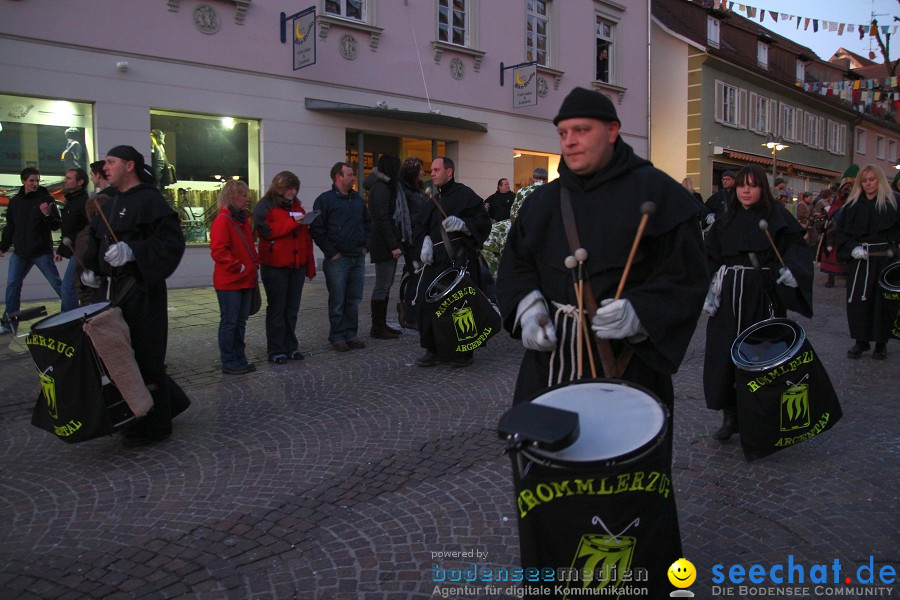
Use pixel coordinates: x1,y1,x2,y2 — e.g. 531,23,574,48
702,165,813,441
82,145,187,445
835,163,900,360
496,86,708,600
413,157,490,368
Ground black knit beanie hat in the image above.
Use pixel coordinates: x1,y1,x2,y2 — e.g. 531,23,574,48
553,87,620,126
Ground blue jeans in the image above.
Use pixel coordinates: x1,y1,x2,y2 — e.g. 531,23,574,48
2,252,62,325
60,257,78,312
322,255,365,344
216,288,252,369
260,266,305,359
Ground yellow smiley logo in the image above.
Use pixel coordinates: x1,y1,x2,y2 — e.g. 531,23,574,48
668,558,696,588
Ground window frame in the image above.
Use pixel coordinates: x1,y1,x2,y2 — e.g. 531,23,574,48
595,14,615,84
749,92,772,134
438,0,468,47
779,102,802,143
707,16,720,48
876,134,886,160
889,139,897,163
804,112,824,149
525,0,551,67
827,121,847,155
715,80,746,129
855,128,867,155
796,60,806,83
324,0,367,22
757,41,769,69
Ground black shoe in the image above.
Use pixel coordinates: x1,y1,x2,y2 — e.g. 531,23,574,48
347,339,366,350
288,351,305,360
847,342,870,359
450,355,473,368
712,409,738,441
222,365,251,375
872,344,887,360
269,354,289,364
332,342,350,352
244,363,257,372
415,351,438,367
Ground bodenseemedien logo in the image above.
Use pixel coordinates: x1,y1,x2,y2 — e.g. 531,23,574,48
668,558,696,597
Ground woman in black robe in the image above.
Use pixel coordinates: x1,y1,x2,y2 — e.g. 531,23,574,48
835,164,900,360
702,165,813,441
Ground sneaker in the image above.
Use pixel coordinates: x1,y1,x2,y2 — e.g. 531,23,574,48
347,339,366,350
847,342,870,359
415,351,438,367
332,342,351,352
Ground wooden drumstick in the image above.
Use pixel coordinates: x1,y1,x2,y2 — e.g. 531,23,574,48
93,195,119,243
615,202,656,300
566,255,585,378
567,253,598,379
61,237,86,270
759,219,786,267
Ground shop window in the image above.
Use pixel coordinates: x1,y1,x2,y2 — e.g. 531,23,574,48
513,149,559,191
150,110,260,245
345,131,445,195
0,94,94,205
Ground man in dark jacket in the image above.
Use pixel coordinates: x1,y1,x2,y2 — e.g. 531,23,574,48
0,167,63,333
703,170,736,226
496,87,708,596
311,162,371,352
82,145,187,445
414,156,490,368
57,168,90,311
484,178,515,222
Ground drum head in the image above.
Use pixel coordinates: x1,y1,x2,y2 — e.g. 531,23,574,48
731,318,805,372
425,267,467,304
880,261,900,292
32,302,110,331
526,380,666,467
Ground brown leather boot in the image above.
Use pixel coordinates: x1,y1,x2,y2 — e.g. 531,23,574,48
712,407,739,441
371,299,400,339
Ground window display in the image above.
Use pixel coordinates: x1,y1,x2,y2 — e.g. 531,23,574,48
149,111,260,244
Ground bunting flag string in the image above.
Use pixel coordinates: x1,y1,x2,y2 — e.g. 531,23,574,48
692,0,898,43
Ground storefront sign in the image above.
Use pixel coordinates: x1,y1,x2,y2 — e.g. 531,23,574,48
292,6,316,70
513,63,538,108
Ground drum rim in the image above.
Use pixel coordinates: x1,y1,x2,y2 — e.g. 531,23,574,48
520,378,669,469
424,266,468,304
730,317,806,372
31,301,112,331
879,261,900,292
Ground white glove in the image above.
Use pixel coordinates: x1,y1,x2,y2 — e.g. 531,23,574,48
851,246,867,260
591,298,643,339
777,267,798,288
104,242,135,267
420,235,433,265
81,270,101,288
515,291,557,352
705,213,716,225
442,216,469,234
703,282,720,316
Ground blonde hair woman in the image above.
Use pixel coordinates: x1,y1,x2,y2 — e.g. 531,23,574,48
836,164,900,359
210,180,258,374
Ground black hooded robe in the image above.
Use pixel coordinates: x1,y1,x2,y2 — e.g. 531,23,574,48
84,183,187,437
703,204,813,411
835,195,900,345
413,179,490,353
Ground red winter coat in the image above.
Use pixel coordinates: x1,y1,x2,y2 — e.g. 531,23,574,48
210,208,258,290
253,196,316,278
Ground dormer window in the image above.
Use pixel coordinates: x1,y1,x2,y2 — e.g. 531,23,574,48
757,41,769,69
796,59,806,82
707,16,720,48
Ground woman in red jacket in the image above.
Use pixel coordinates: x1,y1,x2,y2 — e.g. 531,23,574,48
210,180,259,374
252,171,316,364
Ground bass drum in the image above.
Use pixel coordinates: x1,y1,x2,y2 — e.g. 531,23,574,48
879,261,900,339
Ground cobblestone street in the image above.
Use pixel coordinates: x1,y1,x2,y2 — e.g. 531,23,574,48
0,273,897,599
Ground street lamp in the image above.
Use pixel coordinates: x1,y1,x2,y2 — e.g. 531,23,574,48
762,133,788,181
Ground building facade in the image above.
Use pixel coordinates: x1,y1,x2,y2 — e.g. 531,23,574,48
650,0,860,205
0,0,650,263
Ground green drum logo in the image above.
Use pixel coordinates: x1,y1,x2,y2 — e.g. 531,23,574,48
780,383,810,431
567,516,639,600
38,366,58,420
452,306,477,342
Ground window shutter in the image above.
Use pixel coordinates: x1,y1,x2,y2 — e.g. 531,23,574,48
749,92,758,132
769,100,778,136
739,88,748,129
818,117,825,149
715,80,724,124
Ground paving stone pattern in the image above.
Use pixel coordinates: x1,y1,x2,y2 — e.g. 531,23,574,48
0,273,896,599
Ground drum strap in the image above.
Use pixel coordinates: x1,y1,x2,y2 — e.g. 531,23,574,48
431,193,463,268
559,188,632,378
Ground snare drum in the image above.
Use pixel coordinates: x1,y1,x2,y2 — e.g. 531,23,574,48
731,319,842,460
425,266,500,359
500,379,679,599
879,261,900,339
28,302,137,443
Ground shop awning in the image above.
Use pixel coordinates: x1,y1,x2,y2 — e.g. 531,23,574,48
305,98,488,133
724,150,841,178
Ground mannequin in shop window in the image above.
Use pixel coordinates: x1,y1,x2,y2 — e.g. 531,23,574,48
150,129,177,191
61,127,85,171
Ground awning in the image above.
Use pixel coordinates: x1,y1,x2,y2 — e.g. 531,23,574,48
724,150,840,178
305,98,488,133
